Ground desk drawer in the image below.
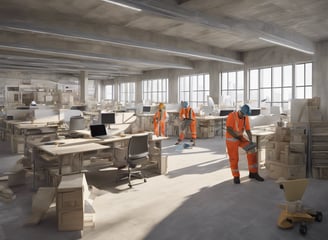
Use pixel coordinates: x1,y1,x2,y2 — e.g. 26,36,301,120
57,209,83,231
57,189,83,210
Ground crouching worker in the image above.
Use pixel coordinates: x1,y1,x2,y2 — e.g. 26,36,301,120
225,104,264,184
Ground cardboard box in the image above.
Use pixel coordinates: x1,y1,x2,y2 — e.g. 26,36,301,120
312,166,328,179
266,161,306,180
8,169,26,187
57,209,84,231
57,189,83,210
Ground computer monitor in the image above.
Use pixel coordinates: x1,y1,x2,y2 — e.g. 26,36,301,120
250,109,261,116
90,124,107,137
69,116,85,131
219,109,234,116
142,106,151,113
71,105,87,111
101,112,115,128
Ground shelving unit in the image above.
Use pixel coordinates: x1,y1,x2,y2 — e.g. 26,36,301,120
309,122,328,179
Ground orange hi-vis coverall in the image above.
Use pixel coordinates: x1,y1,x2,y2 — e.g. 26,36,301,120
178,106,197,140
225,111,258,177
153,109,167,137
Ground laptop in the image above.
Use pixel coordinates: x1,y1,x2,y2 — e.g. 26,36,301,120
90,124,112,139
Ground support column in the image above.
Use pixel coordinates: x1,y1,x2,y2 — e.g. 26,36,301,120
314,42,328,120
209,62,220,104
79,71,88,104
168,70,179,103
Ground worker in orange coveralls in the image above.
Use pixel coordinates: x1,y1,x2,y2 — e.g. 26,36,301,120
153,102,167,137
225,104,264,184
175,101,197,146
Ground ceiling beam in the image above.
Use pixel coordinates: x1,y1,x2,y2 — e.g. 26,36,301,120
0,22,243,64
105,0,315,54
0,43,194,70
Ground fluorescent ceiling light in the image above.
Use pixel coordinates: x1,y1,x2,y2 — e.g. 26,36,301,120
259,37,314,55
102,0,142,12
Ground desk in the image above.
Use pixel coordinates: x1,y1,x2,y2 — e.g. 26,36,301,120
32,134,168,188
97,133,168,170
73,123,130,137
14,122,58,155
196,115,227,138
136,113,155,132
32,139,109,189
252,128,276,169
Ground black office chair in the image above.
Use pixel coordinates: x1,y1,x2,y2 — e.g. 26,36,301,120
126,134,149,188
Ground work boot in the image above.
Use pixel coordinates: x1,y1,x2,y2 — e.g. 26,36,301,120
233,176,240,184
175,139,181,145
191,139,196,146
249,172,264,182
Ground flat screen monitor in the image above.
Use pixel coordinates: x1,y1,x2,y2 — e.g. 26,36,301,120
142,106,151,113
71,105,86,111
69,116,85,131
101,112,115,124
219,109,234,116
250,109,261,116
90,124,107,137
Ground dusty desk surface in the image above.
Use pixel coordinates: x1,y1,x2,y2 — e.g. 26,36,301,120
38,142,109,156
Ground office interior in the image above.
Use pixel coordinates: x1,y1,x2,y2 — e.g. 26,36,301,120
0,1,328,239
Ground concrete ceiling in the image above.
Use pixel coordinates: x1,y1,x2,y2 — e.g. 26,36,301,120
0,0,327,81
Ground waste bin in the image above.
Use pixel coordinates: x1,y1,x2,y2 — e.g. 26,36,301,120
158,155,168,175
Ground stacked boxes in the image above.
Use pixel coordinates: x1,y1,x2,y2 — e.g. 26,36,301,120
56,173,84,231
197,119,215,138
265,126,307,180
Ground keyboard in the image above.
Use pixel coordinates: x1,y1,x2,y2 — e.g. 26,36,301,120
95,135,113,139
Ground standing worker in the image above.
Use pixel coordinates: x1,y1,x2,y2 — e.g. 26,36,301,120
153,102,167,137
175,101,197,146
225,104,264,184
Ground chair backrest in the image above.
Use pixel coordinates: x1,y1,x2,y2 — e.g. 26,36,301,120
128,134,149,160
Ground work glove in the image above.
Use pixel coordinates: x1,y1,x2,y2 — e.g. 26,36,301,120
235,135,242,141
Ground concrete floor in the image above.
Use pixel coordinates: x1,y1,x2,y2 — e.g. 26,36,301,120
0,137,327,240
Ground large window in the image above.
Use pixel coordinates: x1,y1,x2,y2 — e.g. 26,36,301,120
104,84,113,100
119,82,135,104
142,78,168,104
178,73,209,109
249,62,312,110
221,71,244,107
295,63,312,99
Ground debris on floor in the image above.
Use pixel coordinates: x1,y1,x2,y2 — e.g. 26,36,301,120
0,184,16,203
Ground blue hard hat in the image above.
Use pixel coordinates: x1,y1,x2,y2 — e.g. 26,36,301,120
183,101,188,108
240,104,251,116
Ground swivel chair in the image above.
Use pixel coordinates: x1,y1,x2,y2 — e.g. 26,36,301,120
126,134,149,188
277,178,323,235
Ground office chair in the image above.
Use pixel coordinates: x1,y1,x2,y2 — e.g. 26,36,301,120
126,134,149,188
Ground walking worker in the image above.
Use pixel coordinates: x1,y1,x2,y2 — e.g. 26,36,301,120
175,101,197,146
225,104,264,184
153,102,167,137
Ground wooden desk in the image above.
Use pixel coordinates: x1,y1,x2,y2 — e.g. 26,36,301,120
73,123,130,138
32,134,168,189
251,128,276,170
94,133,168,175
196,115,228,138
14,122,58,154
32,140,109,189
